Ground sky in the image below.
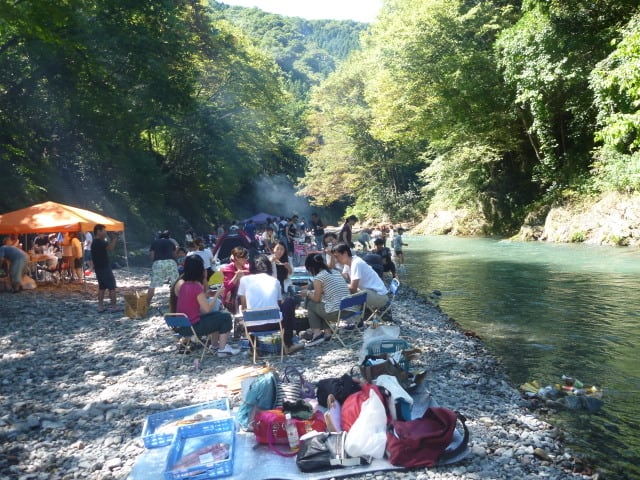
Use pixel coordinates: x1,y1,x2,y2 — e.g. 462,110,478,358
218,0,383,23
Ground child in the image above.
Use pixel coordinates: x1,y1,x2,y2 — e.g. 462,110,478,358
176,247,187,274
391,227,408,272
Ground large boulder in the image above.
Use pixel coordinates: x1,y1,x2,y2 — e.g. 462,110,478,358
518,192,640,246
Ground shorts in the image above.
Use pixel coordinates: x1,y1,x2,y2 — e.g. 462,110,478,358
150,259,179,288
95,267,116,291
74,258,83,269
10,256,27,284
179,310,233,337
84,250,92,262
394,250,403,256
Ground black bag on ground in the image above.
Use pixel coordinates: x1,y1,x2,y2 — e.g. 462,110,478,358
316,373,361,408
296,432,370,472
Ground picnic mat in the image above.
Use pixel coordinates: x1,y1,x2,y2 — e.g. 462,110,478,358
127,387,470,479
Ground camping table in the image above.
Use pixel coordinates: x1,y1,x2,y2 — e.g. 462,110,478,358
28,253,59,281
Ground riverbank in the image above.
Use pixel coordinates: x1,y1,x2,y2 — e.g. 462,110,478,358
0,268,595,479
412,191,640,248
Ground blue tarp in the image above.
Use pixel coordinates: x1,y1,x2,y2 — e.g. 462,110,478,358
240,213,279,225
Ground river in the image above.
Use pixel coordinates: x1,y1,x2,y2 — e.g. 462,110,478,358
402,236,640,479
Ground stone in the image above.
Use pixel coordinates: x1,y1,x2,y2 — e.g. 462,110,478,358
0,267,591,480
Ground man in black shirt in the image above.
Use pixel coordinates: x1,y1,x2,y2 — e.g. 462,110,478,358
91,224,120,313
372,238,397,278
310,213,325,250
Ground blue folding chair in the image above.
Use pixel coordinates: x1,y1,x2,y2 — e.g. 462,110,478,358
241,307,284,363
366,278,400,325
331,291,368,347
164,313,213,364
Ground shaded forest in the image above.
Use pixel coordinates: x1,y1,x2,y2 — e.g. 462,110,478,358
2,0,640,239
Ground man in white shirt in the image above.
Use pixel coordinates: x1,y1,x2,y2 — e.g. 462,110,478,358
237,255,303,354
332,243,389,310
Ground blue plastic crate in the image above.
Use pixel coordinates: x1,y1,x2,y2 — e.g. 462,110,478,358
142,399,231,449
164,418,235,479
366,339,411,370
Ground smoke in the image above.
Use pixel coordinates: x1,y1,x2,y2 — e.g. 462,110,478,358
253,175,314,220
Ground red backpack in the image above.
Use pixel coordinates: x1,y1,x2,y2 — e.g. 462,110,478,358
386,407,469,468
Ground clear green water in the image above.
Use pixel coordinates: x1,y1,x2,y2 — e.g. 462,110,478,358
403,236,640,479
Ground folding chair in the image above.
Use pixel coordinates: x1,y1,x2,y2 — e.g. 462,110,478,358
329,291,368,348
164,313,214,364
241,307,284,363
366,278,400,325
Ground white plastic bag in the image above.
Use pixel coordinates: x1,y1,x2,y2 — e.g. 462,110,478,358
344,388,387,458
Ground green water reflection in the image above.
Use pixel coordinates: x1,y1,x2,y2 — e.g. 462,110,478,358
403,236,640,479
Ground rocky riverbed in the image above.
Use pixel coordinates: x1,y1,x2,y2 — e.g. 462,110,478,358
0,268,596,480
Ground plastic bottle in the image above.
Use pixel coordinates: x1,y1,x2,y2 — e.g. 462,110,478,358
561,375,583,388
284,413,300,451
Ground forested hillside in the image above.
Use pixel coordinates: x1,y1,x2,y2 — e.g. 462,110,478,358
301,0,640,235
0,1,363,239
3,0,640,240
213,1,366,96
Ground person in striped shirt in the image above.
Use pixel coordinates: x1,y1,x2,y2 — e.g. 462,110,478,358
301,253,352,346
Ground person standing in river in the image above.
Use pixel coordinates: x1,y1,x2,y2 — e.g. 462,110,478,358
392,227,408,272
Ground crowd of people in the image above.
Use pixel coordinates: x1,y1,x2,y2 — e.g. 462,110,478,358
1,215,408,361
0,230,92,293
143,214,408,358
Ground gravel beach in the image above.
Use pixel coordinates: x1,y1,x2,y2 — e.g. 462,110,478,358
0,267,595,480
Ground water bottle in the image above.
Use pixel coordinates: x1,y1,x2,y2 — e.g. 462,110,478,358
284,413,300,451
562,375,584,388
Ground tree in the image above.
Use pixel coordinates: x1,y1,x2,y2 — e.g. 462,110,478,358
496,0,639,192
590,12,640,192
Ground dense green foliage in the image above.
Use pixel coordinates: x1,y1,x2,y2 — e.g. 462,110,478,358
213,1,366,95
302,0,640,232
0,0,360,238
4,0,640,237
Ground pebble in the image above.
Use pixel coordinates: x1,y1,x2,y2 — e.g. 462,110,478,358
0,267,594,479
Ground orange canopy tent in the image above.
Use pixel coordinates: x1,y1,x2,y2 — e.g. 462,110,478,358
0,201,124,234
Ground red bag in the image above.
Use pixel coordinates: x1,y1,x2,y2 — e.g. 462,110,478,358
386,407,467,468
254,409,326,456
341,384,387,432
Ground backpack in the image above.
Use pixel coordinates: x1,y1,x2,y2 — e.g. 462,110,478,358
236,372,278,430
316,373,361,408
386,407,469,468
